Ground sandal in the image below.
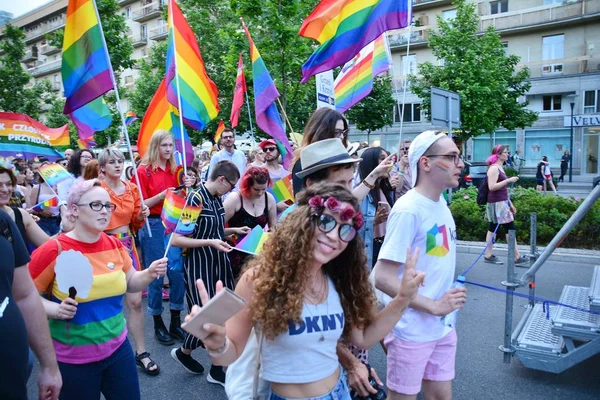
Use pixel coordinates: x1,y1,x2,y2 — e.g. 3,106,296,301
135,352,160,376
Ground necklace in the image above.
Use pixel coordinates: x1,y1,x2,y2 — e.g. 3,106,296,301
304,274,329,342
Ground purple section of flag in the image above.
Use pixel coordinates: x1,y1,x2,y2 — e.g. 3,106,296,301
63,71,113,114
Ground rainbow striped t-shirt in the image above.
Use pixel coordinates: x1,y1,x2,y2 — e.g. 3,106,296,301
29,234,132,364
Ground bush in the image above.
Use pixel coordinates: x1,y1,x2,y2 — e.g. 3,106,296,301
449,187,600,249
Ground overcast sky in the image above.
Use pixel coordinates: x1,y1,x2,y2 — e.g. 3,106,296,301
3,0,52,18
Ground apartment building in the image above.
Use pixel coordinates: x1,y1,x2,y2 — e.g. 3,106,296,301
0,0,169,112
348,0,600,177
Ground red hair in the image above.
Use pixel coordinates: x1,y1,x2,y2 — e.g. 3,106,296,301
239,166,271,197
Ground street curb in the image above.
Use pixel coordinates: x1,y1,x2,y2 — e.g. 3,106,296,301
457,241,600,265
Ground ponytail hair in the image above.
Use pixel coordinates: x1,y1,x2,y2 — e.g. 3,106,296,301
487,144,506,166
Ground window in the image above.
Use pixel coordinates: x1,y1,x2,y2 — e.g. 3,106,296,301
490,0,508,15
543,0,562,4
125,7,131,19
140,24,147,38
401,54,417,76
542,95,562,111
394,104,421,123
442,9,457,21
542,34,564,60
584,90,600,114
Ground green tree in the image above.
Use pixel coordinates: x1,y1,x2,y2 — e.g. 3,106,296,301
46,0,134,147
409,0,538,142
345,76,396,142
0,25,60,119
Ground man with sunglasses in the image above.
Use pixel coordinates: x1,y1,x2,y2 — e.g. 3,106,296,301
374,131,467,400
207,128,246,188
260,139,290,212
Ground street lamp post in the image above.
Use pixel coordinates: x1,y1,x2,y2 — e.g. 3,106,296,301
569,101,575,183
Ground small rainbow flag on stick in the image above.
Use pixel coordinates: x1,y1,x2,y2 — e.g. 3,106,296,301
124,111,138,126
214,119,225,144
38,163,75,188
161,189,202,235
234,225,270,255
29,196,59,213
268,175,294,203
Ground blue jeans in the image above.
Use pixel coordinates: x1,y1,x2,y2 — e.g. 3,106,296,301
139,217,184,315
57,339,140,400
269,369,351,400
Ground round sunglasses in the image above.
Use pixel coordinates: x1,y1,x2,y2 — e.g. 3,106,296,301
315,214,356,242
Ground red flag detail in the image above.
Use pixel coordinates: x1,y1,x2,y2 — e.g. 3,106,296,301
230,53,247,128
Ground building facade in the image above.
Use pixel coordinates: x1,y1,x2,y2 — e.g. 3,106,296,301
0,0,168,113
0,10,13,26
348,0,600,176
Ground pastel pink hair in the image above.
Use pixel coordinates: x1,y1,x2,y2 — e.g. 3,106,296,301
67,178,102,209
487,144,506,165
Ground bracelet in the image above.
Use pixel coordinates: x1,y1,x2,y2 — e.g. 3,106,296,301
362,179,375,190
207,336,230,358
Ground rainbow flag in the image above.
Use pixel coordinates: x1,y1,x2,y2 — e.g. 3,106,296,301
267,175,294,203
161,189,202,235
124,111,138,125
29,196,59,213
230,53,246,128
334,34,390,113
165,0,219,131
77,136,97,149
299,0,411,82
38,163,75,188
214,120,225,144
70,97,112,140
234,225,270,255
137,77,193,165
241,19,293,169
62,0,113,115
0,112,66,161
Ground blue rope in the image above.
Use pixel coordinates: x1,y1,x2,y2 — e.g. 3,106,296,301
463,279,600,317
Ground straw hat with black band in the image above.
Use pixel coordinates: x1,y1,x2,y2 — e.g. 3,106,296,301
296,138,361,179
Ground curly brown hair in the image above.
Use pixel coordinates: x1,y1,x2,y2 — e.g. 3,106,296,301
245,182,376,340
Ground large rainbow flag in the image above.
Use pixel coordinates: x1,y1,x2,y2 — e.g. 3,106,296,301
241,19,293,169
0,112,67,160
334,34,390,113
165,0,219,131
70,97,112,140
61,0,113,115
299,0,411,82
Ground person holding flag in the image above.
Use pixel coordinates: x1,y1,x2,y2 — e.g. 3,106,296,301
171,161,245,387
98,149,159,376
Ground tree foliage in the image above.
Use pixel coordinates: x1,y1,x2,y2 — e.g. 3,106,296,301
409,0,538,142
0,25,59,119
345,76,395,136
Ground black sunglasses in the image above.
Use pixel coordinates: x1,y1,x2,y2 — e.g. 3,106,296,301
315,214,356,242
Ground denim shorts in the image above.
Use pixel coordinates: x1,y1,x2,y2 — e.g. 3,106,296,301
269,369,351,400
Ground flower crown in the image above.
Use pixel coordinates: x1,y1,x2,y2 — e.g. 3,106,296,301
308,195,364,230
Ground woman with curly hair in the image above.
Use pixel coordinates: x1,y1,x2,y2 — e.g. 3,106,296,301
224,166,276,279
67,149,95,178
186,182,424,400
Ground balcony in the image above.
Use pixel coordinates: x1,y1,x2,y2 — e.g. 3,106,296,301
133,2,163,23
480,0,600,35
25,18,65,44
413,0,454,11
519,55,600,80
40,44,60,56
28,59,61,78
119,0,138,6
149,24,168,41
388,27,429,50
22,48,39,63
130,34,148,48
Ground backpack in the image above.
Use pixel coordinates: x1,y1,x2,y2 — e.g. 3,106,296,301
476,177,489,206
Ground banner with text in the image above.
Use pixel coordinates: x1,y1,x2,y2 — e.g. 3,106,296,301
316,70,335,110
0,112,68,160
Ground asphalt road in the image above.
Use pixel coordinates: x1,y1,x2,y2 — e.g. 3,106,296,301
27,252,600,400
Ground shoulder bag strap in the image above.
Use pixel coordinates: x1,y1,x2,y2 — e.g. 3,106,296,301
252,329,265,400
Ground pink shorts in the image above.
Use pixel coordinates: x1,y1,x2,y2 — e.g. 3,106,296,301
384,329,457,395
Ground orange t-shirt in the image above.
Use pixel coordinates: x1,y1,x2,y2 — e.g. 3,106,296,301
101,180,144,232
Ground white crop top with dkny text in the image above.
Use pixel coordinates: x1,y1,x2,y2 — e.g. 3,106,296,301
261,277,345,384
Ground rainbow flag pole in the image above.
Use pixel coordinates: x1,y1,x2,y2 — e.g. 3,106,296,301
87,0,151,237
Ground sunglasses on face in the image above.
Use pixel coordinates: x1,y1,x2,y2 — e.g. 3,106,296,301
334,128,349,138
315,214,356,242
263,147,277,153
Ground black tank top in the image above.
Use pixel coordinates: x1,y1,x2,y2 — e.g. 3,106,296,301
228,192,269,234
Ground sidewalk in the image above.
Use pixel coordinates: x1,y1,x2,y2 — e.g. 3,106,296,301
457,240,600,265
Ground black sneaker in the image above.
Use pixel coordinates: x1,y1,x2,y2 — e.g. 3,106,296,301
515,255,530,266
207,365,226,388
484,255,503,265
171,348,204,374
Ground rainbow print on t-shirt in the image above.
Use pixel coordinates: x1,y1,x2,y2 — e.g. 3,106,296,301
426,224,449,257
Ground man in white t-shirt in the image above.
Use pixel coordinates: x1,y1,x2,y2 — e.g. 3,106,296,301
374,130,468,400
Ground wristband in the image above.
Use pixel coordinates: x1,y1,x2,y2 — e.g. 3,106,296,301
362,179,375,190
207,336,230,358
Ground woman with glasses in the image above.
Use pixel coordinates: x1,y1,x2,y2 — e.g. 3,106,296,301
67,149,95,179
224,166,277,279
483,145,529,266
135,130,192,347
170,161,242,386
98,149,158,376
186,166,201,189
186,182,424,400
28,178,167,399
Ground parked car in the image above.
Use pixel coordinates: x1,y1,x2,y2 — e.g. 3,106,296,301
459,162,488,189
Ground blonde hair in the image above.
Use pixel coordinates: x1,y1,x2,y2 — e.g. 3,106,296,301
142,130,176,173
